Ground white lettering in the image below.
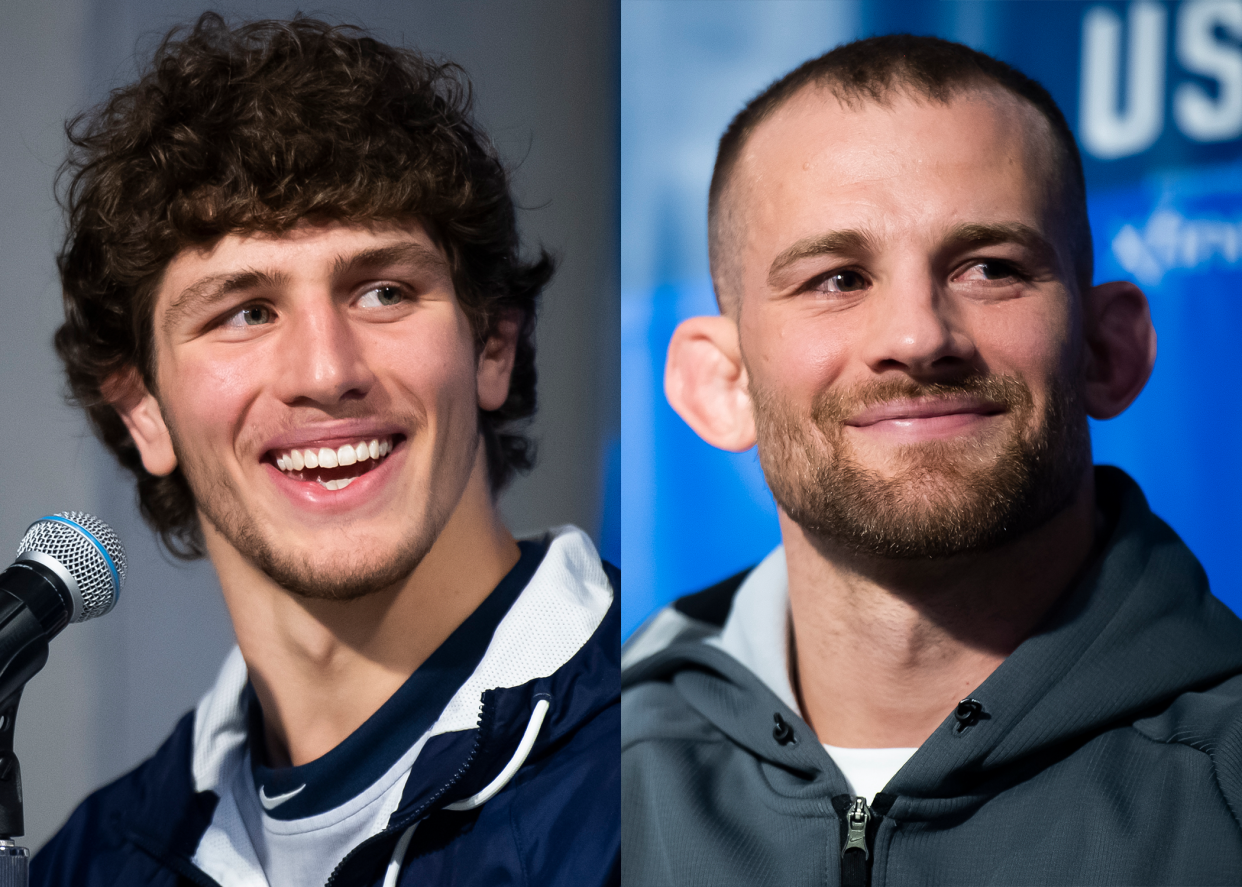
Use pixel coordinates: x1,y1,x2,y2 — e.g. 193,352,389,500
1080,2,1167,159
1175,0,1242,141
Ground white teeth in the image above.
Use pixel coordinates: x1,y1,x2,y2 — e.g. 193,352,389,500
275,437,393,475
320,477,357,491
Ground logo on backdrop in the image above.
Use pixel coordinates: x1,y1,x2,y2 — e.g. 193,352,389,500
1111,209,1242,283
1080,0,1242,160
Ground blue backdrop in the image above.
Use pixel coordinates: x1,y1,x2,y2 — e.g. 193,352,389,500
622,0,1242,637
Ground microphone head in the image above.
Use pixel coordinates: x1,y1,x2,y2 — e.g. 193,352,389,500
15,513,126,623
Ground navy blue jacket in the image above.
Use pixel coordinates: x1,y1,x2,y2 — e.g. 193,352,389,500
32,562,620,887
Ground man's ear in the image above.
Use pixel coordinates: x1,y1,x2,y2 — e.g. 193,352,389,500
102,369,178,476
665,315,756,452
1082,280,1157,420
477,314,520,411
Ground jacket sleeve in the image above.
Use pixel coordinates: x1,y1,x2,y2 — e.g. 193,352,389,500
31,712,202,887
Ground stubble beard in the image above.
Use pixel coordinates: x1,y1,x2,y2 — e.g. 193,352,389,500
751,373,1090,559
169,426,470,602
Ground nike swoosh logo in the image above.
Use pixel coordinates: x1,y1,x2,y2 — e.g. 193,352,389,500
259,783,306,811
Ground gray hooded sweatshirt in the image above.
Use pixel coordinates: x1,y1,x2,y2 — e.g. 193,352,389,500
622,467,1242,886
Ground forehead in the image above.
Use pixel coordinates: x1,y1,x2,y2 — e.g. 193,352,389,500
728,85,1060,265
161,219,444,287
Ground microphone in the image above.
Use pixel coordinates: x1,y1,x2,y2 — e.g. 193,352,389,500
0,512,126,847
11,512,126,630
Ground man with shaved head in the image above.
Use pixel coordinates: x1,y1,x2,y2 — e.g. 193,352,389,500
622,34,1242,886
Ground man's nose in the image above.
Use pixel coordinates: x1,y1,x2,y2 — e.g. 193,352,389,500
275,304,374,405
860,275,976,377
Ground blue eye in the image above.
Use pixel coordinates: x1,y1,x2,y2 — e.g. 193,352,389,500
359,285,406,307
221,304,274,329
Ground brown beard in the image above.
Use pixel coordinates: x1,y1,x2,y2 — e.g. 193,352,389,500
751,373,1090,559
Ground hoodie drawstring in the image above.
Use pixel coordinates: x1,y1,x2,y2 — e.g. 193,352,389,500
382,697,551,887
383,822,420,887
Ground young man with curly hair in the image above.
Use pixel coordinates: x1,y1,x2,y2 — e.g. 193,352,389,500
32,14,618,887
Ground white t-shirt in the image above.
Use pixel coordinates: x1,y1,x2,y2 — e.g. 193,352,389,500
821,743,918,803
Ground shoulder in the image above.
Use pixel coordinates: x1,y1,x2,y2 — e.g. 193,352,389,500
31,711,204,887
492,541,622,887
602,559,619,597
621,567,750,672
622,568,754,751
516,690,620,822
1132,672,1242,799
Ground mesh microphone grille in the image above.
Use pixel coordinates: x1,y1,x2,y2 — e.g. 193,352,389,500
15,512,126,622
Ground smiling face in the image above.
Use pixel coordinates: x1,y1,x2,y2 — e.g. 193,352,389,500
726,86,1092,557
120,219,511,598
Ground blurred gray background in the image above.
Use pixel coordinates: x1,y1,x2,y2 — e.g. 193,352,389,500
0,0,618,849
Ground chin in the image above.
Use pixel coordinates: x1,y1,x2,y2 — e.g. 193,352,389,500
255,539,434,601
203,502,444,601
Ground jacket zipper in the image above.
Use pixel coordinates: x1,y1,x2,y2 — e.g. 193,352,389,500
840,796,872,887
322,701,493,887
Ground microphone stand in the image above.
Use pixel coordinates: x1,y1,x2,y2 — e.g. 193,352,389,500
0,618,55,887
0,548,109,886
0,688,29,886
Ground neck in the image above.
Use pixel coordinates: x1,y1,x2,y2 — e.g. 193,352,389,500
783,469,1097,749
208,444,519,767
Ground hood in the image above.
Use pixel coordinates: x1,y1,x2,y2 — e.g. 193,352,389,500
622,467,1242,807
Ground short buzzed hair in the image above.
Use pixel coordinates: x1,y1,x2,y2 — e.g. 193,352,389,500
707,33,1092,311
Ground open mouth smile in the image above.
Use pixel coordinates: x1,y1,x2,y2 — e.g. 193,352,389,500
269,435,400,490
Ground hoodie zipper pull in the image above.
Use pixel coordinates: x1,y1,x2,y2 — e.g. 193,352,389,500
840,796,872,887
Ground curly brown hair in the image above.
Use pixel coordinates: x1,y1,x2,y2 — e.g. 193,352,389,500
56,13,553,558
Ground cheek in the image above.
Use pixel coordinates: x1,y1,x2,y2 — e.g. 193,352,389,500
372,319,478,418
972,300,1076,382
741,304,854,402
159,350,263,442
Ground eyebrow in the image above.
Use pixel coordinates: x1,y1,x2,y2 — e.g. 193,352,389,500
942,222,1058,264
767,229,876,288
765,221,1058,288
163,268,286,334
331,242,451,278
